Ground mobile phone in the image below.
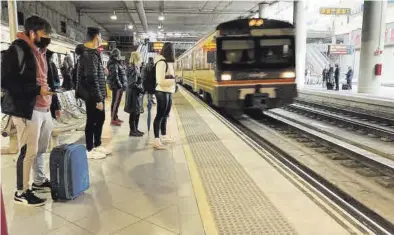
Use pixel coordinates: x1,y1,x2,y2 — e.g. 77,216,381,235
49,88,65,93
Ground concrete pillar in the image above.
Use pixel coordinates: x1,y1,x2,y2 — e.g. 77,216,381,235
7,0,18,41
358,0,387,94
258,2,269,18
331,16,337,44
293,0,307,89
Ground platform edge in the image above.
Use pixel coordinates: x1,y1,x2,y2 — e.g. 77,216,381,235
172,104,219,235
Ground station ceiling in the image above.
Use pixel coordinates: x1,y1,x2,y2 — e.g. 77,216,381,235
71,1,264,41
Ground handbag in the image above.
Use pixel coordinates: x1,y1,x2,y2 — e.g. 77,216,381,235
1,115,16,137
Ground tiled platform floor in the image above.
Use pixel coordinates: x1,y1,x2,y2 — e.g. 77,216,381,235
1,89,375,235
1,101,204,235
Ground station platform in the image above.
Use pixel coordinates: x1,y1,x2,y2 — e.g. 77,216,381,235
302,85,394,104
1,88,374,234
300,85,394,119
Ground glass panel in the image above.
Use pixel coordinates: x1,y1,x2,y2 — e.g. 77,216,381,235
221,40,255,64
260,39,293,63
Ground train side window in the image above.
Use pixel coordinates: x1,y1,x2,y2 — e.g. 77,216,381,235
207,51,216,64
60,21,66,34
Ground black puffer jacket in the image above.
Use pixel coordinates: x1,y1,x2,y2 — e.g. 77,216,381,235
76,46,106,102
1,39,40,120
61,66,74,91
124,65,144,114
107,58,127,90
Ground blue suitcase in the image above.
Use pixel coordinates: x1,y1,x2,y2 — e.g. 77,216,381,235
50,144,90,201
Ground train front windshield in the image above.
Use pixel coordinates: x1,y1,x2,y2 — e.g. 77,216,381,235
217,37,294,70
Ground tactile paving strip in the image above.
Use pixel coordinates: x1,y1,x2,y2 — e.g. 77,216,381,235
174,93,297,235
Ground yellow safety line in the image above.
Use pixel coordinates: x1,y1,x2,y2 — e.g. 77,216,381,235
173,104,219,235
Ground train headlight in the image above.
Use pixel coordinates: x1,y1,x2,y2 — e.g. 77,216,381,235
221,74,232,81
281,71,296,78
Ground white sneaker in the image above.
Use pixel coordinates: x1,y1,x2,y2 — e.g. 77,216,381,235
87,149,106,159
95,146,112,155
152,138,166,150
161,135,175,144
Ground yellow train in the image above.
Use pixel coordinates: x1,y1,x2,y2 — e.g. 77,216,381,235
176,18,297,115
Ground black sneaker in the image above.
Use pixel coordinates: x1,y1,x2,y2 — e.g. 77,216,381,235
14,189,46,207
32,179,52,193
136,130,145,135
129,131,143,137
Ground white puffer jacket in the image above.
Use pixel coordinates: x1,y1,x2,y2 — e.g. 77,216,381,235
154,55,176,93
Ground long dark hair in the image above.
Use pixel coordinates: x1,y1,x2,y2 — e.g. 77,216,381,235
161,42,175,62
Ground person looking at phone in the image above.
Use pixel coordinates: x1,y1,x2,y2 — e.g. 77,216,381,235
76,27,110,159
1,16,56,206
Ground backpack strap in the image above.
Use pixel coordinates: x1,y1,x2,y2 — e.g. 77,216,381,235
155,59,168,73
11,40,27,75
14,45,25,75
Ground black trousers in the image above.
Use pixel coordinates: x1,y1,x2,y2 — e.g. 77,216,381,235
129,112,140,132
347,79,352,89
85,100,105,151
111,88,123,121
153,91,172,138
335,76,339,90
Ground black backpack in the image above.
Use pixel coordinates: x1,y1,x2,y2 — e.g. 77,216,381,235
148,59,167,92
1,44,26,90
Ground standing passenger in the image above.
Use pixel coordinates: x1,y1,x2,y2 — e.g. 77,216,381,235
152,42,176,150
142,57,156,105
1,16,55,206
322,67,327,88
125,52,144,136
76,27,110,159
107,48,127,126
46,50,62,119
346,66,353,90
334,64,340,91
61,54,74,90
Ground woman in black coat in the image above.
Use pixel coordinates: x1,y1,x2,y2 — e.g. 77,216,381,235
46,50,62,119
124,52,144,137
61,55,74,91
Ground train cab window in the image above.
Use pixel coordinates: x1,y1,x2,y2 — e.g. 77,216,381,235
221,40,255,64
260,39,293,63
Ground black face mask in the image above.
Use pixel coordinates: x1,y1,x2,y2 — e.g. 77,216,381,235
35,37,51,49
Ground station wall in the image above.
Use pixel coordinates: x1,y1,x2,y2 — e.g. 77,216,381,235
0,1,108,42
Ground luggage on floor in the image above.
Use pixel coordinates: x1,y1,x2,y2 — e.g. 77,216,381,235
1,188,8,235
342,84,350,90
50,144,89,201
326,82,334,90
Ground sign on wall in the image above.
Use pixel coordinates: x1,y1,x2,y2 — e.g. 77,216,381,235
328,45,354,55
320,8,351,15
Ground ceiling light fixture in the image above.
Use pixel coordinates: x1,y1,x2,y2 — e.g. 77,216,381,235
110,11,117,20
158,23,163,29
174,33,181,37
158,12,165,21
128,24,133,29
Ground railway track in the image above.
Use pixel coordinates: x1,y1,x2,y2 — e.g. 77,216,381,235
285,101,394,142
181,86,394,235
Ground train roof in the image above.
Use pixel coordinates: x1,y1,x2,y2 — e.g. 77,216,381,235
216,18,294,31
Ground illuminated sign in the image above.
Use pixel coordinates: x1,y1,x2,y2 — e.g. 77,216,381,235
153,42,164,52
328,45,354,55
320,8,351,15
203,41,216,52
